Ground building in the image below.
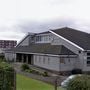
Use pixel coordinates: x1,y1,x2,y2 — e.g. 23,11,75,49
0,40,17,54
5,27,90,74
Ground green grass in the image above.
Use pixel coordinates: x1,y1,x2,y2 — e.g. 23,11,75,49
17,74,64,90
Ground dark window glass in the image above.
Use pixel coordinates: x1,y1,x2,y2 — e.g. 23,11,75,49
87,53,90,55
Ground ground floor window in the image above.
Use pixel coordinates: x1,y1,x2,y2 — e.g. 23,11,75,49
87,57,90,66
60,58,65,64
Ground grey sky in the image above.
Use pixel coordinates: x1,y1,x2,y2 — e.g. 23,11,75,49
0,0,90,41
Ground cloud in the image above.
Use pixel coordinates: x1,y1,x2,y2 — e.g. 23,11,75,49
13,18,90,35
0,18,90,42
0,0,90,41
13,18,90,33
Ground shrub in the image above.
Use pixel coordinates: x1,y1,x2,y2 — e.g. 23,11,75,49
71,69,82,74
21,64,29,71
67,75,90,90
0,62,15,90
25,69,33,73
42,71,48,77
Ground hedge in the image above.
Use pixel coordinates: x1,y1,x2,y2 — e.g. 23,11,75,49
0,62,16,90
67,75,90,90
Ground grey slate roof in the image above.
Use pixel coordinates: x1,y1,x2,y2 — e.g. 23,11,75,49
6,44,76,55
51,27,90,50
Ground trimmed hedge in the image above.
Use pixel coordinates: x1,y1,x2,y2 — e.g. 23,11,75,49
67,75,90,90
0,62,15,90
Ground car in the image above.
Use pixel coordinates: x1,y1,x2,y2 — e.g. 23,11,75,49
61,74,81,88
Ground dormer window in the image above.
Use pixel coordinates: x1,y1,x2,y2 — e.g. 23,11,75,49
78,50,81,53
36,36,41,42
87,52,90,66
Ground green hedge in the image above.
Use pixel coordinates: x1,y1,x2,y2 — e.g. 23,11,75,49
0,62,15,90
67,75,90,90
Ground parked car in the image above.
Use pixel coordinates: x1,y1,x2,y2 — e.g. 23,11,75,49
61,74,81,88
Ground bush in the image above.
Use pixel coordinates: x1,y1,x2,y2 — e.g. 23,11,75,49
42,71,48,77
21,64,29,71
71,69,82,74
67,75,90,90
0,62,15,90
25,69,33,73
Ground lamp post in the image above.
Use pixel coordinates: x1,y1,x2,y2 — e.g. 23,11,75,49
52,74,59,90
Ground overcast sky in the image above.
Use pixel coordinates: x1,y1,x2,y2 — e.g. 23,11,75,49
0,0,90,42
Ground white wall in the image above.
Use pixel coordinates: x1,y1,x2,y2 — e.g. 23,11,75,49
51,34,85,70
34,55,60,71
51,34,82,54
0,48,3,53
60,57,77,71
82,52,90,71
5,52,16,61
33,55,77,71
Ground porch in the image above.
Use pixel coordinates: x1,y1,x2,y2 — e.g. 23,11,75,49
16,53,33,65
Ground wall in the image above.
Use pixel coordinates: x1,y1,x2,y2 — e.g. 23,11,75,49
18,36,30,46
82,52,90,71
5,52,16,61
0,48,3,53
51,34,85,70
33,55,60,71
60,57,76,71
33,55,76,71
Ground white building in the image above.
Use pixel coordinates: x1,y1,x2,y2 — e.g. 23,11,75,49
5,27,90,75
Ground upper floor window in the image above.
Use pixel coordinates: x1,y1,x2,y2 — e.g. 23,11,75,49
35,34,51,43
36,36,41,42
87,52,90,66
87,53,90,56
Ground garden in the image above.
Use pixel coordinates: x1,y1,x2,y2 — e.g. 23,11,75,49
17,74,64,90
0,57,90,90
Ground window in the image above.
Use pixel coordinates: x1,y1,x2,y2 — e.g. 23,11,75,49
87,61,90,65
87,57,90,66
86,52,90,66
43,56,45,64
60,58,65,64
48,35,51,41
78,50,81,53
87,53,90,56
39,56,41,63
36,36,41,42
47,57,50,64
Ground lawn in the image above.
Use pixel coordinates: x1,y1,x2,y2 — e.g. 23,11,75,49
16,74,64,90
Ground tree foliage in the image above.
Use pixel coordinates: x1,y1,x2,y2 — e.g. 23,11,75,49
67,75,90,90
0,62,15,90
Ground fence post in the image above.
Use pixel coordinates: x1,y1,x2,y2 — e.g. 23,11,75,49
14,70,16,90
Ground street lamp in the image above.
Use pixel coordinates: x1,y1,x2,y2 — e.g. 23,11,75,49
52,74,59,90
